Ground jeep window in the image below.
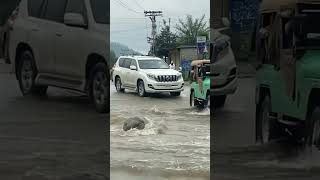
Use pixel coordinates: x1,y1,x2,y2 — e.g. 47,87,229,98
123,59,132,69
131,59,137,67
28,0,45,18
294,13,320,47
90,0,109,24
44,0,67,23
282,17,294,49
138,59,169,69
65,0,87,21
118,58,125,67
258,12,277,64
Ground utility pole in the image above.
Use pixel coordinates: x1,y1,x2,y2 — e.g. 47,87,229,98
144,10,163,56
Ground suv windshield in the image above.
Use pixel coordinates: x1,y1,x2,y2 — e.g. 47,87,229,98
295,6,320,47
90,0,108,24
138,59,169,69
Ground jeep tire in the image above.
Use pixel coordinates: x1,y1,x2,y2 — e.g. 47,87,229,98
17,50,47,96
89,62,110,114
212,95,226,108
307,107,320,147
256,95,282,144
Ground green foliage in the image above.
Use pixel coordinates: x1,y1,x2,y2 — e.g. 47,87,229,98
110,50,118,67
154,20,178,58
175,15,209,45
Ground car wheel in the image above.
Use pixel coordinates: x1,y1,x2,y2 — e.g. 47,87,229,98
90,63,110,114
137,80,147,97
17,50,47,96
206,92,210,108
307,107,320,147
256,95,281,144
115,76,125,93
212,95,226,108
190,90,199,107
170,92,181,96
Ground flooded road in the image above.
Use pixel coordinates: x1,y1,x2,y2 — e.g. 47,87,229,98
213,78,320,180
0,71,106,180
110,82,210,179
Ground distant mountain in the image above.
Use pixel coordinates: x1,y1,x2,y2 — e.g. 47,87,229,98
111,42,143,57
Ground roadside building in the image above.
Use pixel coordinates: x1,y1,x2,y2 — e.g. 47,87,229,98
212,0,259,61
169,45,208,80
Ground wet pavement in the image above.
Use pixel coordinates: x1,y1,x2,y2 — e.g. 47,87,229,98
213,78,320,180
110,82,210,179
0,71,107,180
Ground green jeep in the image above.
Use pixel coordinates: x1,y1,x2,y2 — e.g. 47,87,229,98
190,60,211,108
255,0,320,146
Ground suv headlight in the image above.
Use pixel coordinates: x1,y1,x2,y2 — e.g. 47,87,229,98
147,74,157,81
177,74,182,80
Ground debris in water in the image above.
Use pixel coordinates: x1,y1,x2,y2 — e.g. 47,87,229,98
123,117,145,131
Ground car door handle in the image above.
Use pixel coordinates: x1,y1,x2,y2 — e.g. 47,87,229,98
56,33,62,37
31,28,39,32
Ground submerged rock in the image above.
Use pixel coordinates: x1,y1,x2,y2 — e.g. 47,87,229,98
123,117,145,131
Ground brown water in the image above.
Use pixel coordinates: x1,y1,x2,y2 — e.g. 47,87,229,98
110,82,210,179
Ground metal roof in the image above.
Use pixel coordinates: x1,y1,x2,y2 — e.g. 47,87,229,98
191,60,210,66
260,0,320,12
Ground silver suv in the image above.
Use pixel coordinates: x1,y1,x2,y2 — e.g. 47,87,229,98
8,0,109,113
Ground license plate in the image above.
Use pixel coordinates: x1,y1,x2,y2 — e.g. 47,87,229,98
165,84,172,87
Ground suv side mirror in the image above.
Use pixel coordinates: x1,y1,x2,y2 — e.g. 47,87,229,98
259,27,269,39
130,65,137,70
64,13,87,28
222,17,230,27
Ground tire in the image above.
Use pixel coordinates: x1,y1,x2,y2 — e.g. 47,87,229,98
17,50,47,96
190,90,199,107
89,63,110,114
256,95,281,144
170,92,181,96
115,76,125,93
306,107,320,147
212,95,226,108
137,80,147,97
205,92,211,108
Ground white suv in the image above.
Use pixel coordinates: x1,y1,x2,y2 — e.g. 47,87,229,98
8,0,109,113
112,56,184,97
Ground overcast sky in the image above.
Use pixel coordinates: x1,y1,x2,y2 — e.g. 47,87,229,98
110,0,210,54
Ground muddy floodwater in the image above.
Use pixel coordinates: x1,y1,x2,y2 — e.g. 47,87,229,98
213,78,320,180
110,82,210,179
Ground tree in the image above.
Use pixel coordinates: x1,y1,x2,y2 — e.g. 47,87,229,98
175,15,209,45
155,20,178,59
110,50,117,68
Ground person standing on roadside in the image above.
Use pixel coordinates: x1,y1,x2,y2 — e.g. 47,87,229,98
1,8,18,63
169,61,176,70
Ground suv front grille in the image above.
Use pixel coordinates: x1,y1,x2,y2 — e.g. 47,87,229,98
156,75,177,82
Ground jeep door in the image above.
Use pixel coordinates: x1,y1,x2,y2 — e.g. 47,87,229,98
54,0,88,79
271,12,298,115
127,59,138,88
27,0,55,74
40,0,68,76
121,58,132,86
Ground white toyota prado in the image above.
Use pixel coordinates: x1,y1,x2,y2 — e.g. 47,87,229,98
112,56,184,97
8,0,109,113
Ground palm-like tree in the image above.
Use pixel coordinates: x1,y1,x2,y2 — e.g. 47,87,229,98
175,15,209,45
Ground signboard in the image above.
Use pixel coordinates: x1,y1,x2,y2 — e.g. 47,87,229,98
197,36,207,55
181,59,192,72
230,0,259,32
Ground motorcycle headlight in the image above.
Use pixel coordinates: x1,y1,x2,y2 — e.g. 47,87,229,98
147,74,157,80
214,41,229,62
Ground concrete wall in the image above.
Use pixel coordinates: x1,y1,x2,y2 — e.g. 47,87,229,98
170,47,200,69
